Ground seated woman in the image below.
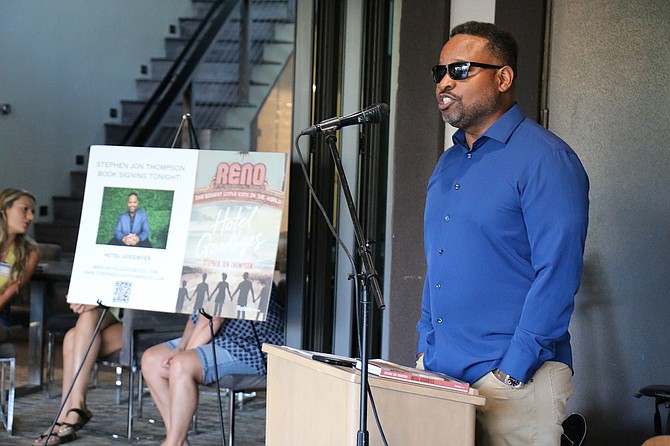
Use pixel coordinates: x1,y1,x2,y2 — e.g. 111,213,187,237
0,188,39,316
34,304,123,444
141,284,285,446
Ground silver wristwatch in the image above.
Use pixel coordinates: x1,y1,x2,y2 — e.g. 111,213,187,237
493,368,524,389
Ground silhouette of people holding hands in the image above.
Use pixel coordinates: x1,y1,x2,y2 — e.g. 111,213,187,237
231,272,254,319
192,273,209,312
209,272,231,316
175,280,190,313
254,276,272,321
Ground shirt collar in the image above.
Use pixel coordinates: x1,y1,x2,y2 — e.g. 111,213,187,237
452,103,525,151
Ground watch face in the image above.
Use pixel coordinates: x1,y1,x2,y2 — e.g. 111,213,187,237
494,369,523,388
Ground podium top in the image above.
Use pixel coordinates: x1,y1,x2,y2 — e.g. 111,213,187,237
263,344,485,406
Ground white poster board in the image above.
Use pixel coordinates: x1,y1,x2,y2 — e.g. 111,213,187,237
67,145,287,320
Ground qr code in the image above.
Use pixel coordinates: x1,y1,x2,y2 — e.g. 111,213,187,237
112,281,132,304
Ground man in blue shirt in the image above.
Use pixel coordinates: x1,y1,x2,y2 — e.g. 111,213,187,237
416,21,589,445
108,192,152,248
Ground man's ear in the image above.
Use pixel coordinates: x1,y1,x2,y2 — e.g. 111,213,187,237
498,66,515,93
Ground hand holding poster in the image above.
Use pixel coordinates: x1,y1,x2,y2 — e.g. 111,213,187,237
67,145,287,321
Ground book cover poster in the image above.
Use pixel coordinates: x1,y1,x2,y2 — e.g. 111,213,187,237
177,150,287,321
68,146,287,320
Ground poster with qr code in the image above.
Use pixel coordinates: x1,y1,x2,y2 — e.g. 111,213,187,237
67,145,287,319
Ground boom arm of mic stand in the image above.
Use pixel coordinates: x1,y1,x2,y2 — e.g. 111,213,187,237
324,133,385,310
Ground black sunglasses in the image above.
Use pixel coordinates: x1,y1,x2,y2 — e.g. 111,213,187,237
432,61,504,82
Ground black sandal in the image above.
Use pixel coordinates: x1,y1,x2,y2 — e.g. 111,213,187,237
57,408,92,437
33,430,75,445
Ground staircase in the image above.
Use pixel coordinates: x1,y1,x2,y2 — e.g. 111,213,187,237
33,0,295,254
32,171,86,254
105,0,295,150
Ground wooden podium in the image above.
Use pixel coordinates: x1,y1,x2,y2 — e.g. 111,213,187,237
263,345,485,446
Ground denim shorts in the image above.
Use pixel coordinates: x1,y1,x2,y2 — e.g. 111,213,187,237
164,338,257,385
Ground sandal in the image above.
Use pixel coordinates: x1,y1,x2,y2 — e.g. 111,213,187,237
56,408,92,438
33,430,75,445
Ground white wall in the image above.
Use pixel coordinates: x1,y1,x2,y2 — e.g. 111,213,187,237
0,0,192,220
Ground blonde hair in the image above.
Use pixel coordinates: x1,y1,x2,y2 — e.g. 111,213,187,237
0,188,38,282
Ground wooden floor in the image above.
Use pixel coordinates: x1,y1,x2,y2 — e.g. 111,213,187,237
0,338,267,445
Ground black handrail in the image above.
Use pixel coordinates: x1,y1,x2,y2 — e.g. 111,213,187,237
120,0,240,147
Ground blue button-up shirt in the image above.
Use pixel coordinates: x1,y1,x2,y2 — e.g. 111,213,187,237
416,104,589,384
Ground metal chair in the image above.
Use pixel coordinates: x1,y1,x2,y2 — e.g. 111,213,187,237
188,317,269,446
636,385,670,437
192,374,267,446
0,342,16,435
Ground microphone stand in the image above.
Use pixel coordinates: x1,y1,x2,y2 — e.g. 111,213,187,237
324,132,385,446
199,307,227,446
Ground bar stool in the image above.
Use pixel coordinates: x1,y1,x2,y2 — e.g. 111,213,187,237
636,385,670,436
0,342,16,435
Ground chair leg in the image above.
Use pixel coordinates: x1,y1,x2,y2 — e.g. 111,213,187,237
228,389,235,446
46,332,55,398
92,363,99,387
191,411,198,435
0,357,15,435
127,365,136,441
114,366,123,405
137,371,144,418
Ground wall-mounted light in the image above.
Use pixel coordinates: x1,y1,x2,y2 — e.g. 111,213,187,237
1,103,10,115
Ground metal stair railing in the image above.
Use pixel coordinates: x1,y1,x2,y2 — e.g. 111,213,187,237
120,0,240,147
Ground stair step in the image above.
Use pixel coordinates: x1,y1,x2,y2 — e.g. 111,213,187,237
179,18,279,41
70,171,87,198
119,100,185,125
135,78,268,103
262,41,294,64
191,1,294,21
191,0,217,19
163,37,267,62
33,222,79,255
105,123,186,148
51,196,83,223
151,58,283,84
274,22,295,42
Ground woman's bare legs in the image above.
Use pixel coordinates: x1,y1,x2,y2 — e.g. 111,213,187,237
142,346,202,446
141,344,173,430
59,309,121,427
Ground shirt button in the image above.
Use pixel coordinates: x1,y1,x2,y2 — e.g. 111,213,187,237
466,152,472,159
454,184,460,190
437,317,443,324
444,215,450,222
438,249,444,255
435,283,441,289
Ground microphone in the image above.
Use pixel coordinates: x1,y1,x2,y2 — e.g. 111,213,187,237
300,103,389,136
